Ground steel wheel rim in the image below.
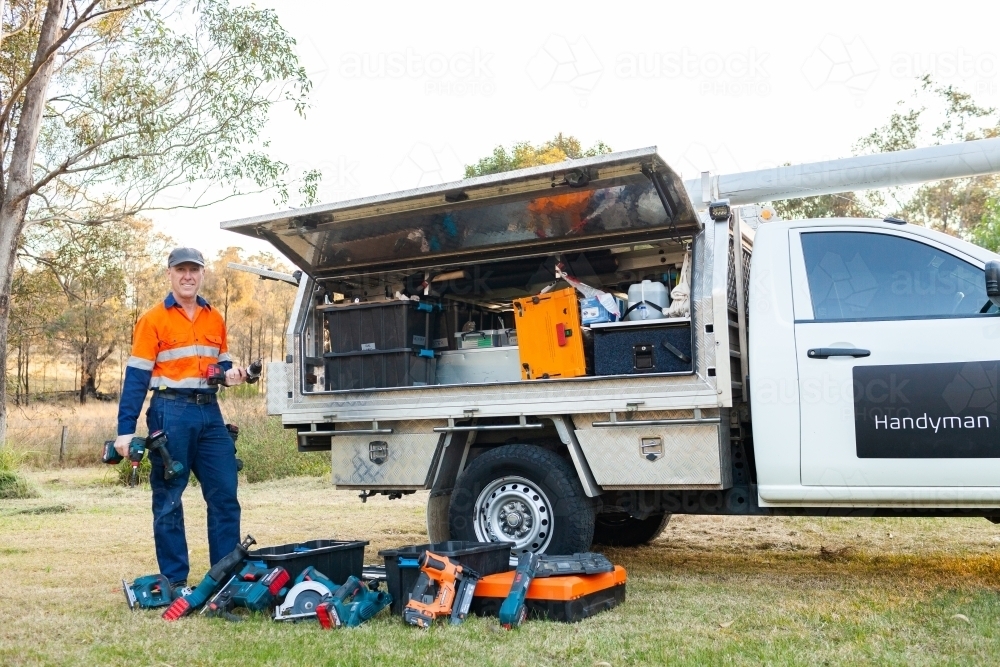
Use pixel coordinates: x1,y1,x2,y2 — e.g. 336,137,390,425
473,475,553,554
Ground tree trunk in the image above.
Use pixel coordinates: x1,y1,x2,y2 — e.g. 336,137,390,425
0,0,66,448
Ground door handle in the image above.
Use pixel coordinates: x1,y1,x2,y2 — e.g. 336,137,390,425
807,348,870,359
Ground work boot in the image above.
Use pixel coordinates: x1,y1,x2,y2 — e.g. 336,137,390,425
170,580,191,600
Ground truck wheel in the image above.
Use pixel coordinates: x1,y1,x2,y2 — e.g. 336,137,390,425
591,512,671,547
449,444,595,556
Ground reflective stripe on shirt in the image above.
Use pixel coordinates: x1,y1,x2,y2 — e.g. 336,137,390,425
149,376,212,390
127,356,154,371
155,345,221,363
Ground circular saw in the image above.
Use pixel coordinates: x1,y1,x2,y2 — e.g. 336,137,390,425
273,581,331,622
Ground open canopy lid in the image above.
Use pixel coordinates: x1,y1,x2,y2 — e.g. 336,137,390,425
220,147,699,279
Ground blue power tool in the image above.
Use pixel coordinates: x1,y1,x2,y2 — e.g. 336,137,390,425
499,552,540,629
315,576,392,629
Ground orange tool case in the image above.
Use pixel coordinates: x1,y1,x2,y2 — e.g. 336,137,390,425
512,287,586,380
471,565,627,622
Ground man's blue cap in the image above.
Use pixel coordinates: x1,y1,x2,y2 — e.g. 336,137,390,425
167,247,205,268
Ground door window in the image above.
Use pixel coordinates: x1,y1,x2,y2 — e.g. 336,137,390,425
800,231,987,321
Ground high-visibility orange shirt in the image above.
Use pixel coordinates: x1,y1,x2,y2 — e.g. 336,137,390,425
117,293,232,435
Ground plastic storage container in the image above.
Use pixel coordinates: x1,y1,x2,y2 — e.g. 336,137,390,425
378,540,513,615
247,539,368,582
580,296,626,325
323,300,440,390
513,287,586,380
324,350,435,390
625,280,669,321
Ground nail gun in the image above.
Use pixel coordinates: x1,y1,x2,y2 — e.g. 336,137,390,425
402,551,480,628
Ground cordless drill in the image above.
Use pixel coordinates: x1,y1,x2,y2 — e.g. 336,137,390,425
102,437,147,487
207,359,263,386
146,430,184,481
403,551,480,628
226,423,244,473
162,534,256,621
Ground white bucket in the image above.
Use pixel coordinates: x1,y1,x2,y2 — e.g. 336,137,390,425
626,280,669,321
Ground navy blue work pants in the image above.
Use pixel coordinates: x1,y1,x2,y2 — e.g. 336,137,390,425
146,395,241,584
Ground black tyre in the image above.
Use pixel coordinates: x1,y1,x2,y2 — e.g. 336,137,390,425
449,444,595,556
591,512,670,547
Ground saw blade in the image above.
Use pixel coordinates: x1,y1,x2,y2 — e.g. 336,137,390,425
122,579,138,611
274,581,331,620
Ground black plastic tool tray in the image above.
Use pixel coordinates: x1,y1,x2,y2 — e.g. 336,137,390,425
248,539,368,583
378,541,513,616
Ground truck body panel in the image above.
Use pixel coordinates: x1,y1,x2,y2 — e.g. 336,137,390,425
223,139,1000,536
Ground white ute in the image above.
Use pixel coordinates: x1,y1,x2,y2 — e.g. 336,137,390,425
222,137,1000,555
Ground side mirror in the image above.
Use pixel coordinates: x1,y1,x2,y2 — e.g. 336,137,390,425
986,260,1000,308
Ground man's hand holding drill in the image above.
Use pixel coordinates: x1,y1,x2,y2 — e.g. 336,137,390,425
114,433,134,458
224,367,246,386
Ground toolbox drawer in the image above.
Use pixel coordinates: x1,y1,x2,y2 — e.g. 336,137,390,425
330,422,445,489
591,319,693,376
574,419,730,489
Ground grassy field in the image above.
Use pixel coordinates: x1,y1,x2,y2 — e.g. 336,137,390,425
3,468,1000,666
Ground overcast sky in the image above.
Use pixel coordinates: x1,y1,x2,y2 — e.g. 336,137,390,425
153,0,1000,261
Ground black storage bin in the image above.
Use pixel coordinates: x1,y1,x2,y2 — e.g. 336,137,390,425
324,300,439,354
323,299,440,390
378,541,513,616
592,320,693,376
247,539,368,583
324,349,435,390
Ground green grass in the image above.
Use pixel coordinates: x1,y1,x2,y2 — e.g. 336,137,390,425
0,448,37,499
3,470,1000,665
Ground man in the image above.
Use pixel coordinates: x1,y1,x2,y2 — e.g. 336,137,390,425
114,247,246,593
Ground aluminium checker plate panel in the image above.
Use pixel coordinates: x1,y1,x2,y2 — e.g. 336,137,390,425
573,411,732,489
330,420,446,489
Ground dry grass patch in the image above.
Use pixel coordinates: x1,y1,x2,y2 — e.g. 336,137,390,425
3,469,1000,665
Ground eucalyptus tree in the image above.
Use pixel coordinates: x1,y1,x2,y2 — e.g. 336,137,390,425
0,0,313,443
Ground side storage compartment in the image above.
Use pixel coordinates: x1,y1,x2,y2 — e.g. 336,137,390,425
330,420,447,489
591,319,693,376
572,411,732,489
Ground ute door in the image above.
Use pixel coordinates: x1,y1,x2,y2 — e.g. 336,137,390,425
790,226,1000,489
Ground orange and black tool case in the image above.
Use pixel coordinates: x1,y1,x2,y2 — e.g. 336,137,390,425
471,565,627,623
